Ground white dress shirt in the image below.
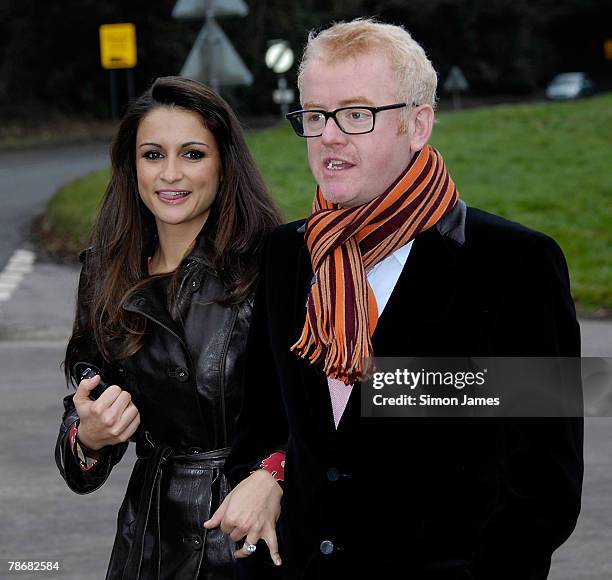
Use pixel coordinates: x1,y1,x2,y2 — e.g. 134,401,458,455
366,240,413,314
328,240,414,427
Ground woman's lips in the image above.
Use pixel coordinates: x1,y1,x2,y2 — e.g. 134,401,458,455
156,190,191,204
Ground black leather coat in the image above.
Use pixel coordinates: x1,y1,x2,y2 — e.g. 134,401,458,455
55,244,252,580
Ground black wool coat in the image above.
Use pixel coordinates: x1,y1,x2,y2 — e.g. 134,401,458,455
56,244,252,580
225,202,584,580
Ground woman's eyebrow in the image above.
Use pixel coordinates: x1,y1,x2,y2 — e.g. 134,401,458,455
182,141,210,148
138,141,210,148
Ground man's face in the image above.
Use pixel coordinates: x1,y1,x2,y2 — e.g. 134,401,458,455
300,52,415,208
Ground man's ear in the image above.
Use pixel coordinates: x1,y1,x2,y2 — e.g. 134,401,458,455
409,105,435,152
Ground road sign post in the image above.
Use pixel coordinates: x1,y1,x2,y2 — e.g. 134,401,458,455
443,66,469,110
99,23,137,121
266,40,295,118
99,23,137,70
173,0,252,91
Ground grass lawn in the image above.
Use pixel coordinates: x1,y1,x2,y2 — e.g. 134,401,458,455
43,93,612,312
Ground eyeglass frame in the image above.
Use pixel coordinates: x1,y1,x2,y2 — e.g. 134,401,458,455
285,102,415,137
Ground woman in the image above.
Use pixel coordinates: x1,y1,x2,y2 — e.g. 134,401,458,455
55,76,281,579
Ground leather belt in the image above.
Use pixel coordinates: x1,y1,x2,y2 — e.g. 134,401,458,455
122,432,231,580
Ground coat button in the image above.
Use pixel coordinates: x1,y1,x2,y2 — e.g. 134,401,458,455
182,535,202,551
190,278,200,291
319,540,335,555
326,467,340,482
173,367,189,382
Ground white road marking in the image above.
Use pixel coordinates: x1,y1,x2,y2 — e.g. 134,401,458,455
0,248,36,303
0,272,25,282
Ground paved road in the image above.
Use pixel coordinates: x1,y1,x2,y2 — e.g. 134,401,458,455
0,340,135,580
0,143,109,271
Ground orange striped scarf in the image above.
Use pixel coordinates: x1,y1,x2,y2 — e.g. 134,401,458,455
291,144,459,383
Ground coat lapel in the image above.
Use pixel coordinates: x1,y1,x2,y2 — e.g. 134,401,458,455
372,227,462,353
338,227,464,433
292,243,338,435
123,282,186,347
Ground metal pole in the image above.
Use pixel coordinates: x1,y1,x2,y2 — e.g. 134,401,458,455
452,90,461,110
205,0,219,94
109,69,119,121
126,68,136,104
279,76,289,118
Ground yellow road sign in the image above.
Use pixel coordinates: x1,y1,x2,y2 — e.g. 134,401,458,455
605,39,612,60
99,23,137,69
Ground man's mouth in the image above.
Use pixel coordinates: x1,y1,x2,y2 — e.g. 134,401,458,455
324,159,353,171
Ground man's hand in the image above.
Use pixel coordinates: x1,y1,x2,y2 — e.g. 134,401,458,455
73,375,140,451
204,469,283,566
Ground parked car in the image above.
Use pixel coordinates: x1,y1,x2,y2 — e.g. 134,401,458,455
546,72,594,100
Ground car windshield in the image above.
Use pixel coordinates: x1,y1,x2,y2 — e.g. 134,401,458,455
552,73,583,83
553,78,579,86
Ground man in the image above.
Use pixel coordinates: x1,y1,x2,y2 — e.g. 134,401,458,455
205,18,583,579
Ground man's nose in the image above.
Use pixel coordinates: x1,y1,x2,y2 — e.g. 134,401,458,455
320,116,348,146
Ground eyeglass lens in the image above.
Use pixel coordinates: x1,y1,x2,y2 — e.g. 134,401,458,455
301,108,374,136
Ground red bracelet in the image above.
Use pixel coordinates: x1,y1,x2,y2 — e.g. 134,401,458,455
260,451,286,482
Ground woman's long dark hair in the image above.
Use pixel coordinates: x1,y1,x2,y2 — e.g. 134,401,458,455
65,76,281,375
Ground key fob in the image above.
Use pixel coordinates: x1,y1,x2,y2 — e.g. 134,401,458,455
73,362,111,401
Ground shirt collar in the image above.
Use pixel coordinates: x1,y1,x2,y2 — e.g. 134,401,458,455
393,240,413,267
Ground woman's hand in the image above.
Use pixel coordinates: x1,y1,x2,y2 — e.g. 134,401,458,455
73,374,140,451
203,469,283,566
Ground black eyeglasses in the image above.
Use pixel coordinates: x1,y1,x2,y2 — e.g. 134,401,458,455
285,103,412,137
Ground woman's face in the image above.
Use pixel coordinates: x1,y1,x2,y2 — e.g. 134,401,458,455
136,106,222,236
